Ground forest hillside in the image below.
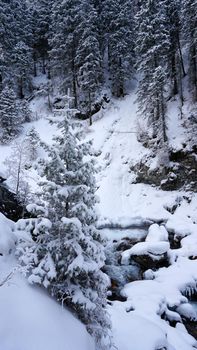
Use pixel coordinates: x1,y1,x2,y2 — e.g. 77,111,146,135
0,1,197,349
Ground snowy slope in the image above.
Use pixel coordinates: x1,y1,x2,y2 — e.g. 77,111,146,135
88,90,196,226
0,214,94,350
86,88,197,350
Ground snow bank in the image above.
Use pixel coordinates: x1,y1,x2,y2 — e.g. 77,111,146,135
119,257,197,349
100,227,147,241
0,257,94,350
110,302,169,350
146,224,168,242
97,216,153,229
166,217,196,238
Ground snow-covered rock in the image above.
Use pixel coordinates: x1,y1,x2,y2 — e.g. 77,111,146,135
146,224,168,242
176,303,197,321
110,302,169,350
121,241,170,265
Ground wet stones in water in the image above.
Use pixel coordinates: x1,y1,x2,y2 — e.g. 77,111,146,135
130,252,169,272
180,302,197,340
184,320,197,340
104,264,142,287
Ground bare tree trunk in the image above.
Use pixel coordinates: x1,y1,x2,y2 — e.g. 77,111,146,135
191,45,197,101
47,82,52,111
72,72,78,108
171,53,178,95
179,65,184,119
71,46,78,108
42,56,46,74
89,92,92,126
65,201,69,216
33,51,37,77
47,58,51,80
19,77,24,99
177,34,186,77
0,74,2,92
161,92,167,143
16,151,22,196
118,57,124,97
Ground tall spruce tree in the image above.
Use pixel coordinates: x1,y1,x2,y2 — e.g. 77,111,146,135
102,0,135,96
135,0,170,142
29,0,54,76
0,0,33,91
0,86,22,143
20,106,111,349
50,0,81,106
181,0,197,101
11,41,33,98
165,0,185,97
76,0,102,123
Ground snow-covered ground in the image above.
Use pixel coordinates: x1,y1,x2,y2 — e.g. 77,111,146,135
86,89,197,349
0,85,197,349
0,214,94,350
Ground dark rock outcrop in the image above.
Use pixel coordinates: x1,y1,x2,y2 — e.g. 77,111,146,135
132,149,197,192
130,252,169,271
0,179,24,221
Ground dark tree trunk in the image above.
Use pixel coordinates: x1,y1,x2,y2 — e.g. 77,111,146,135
177,34,186,78
171,53,178,95
42,56,46,74
179,65,184,119
72,72,78,108
191,45,197,101
0,74,2,92
33,51,37,77
161,92,167,143
88,92,92,126
19,77,24,99
118,57,124,97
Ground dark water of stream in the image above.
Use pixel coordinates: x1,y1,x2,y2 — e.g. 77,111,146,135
100,227,197,340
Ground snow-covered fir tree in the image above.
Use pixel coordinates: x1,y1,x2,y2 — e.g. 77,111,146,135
181,0,197,101
165,0,185,97
76,1,102,123
20,106,111,349
29,0,54,76
11,41,33,99
135,0,170,143
50,0,81,106
0,0,33,91
103,0,135,97
24,127,40,163
18,98,33,123
0,86,22,143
